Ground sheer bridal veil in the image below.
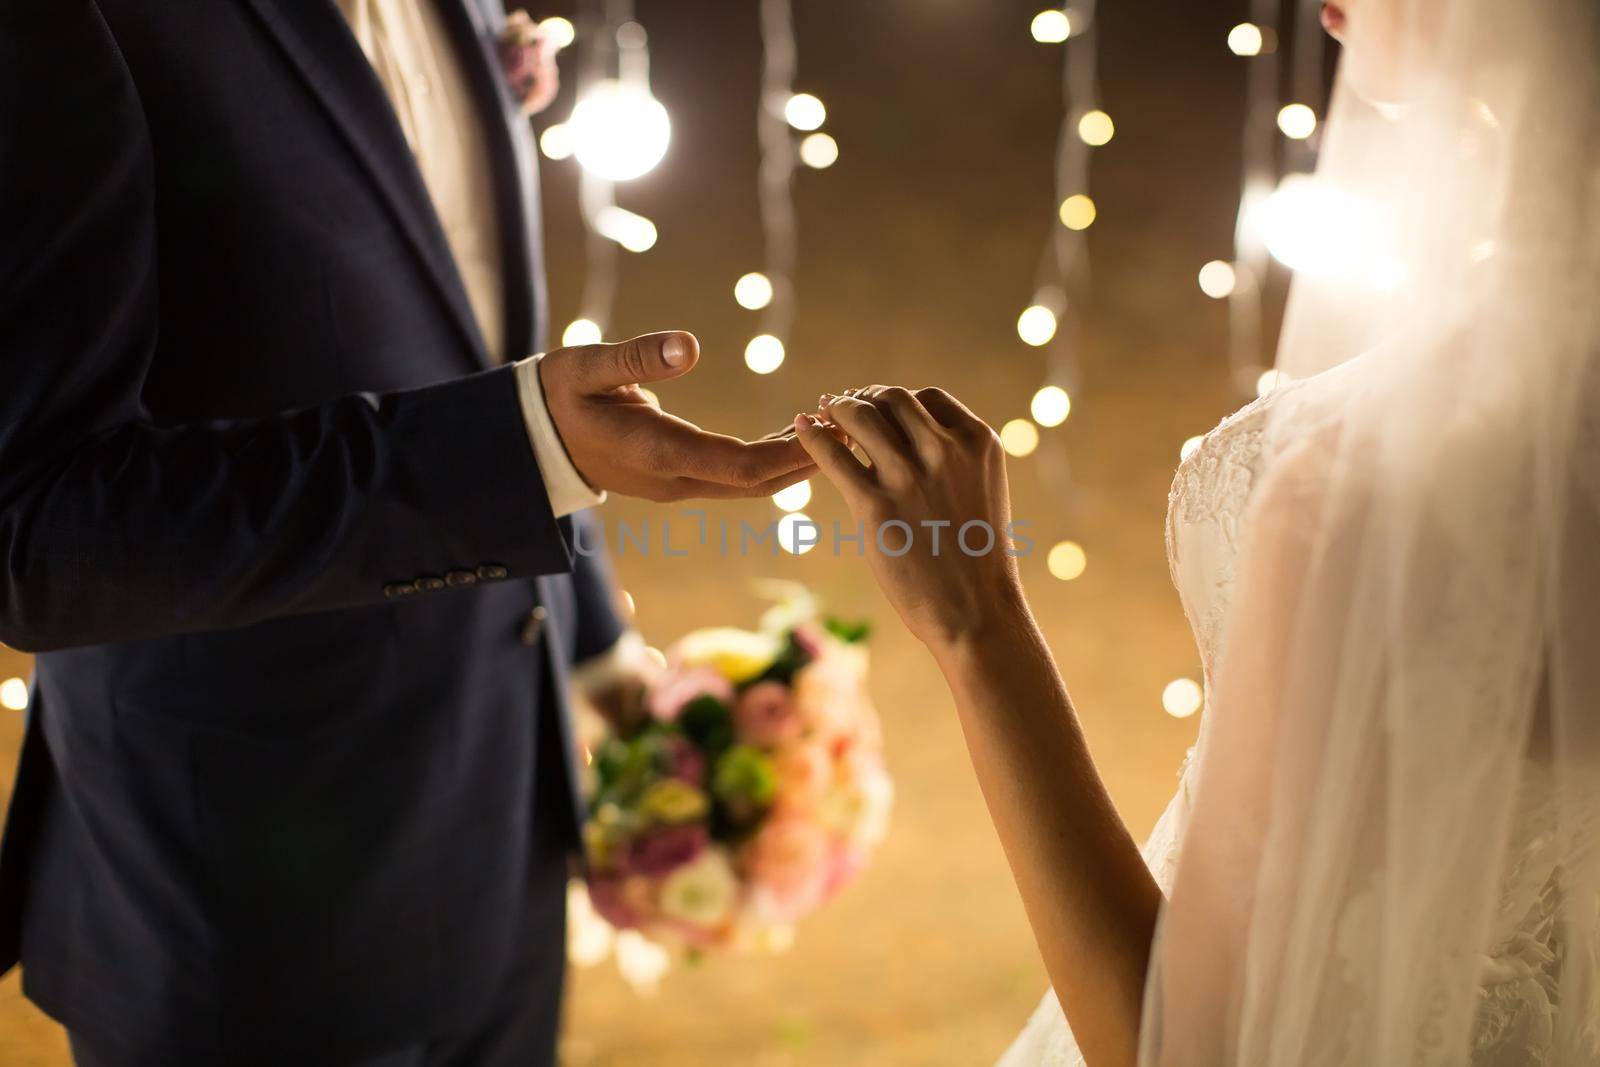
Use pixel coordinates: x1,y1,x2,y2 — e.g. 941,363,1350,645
1139,0,1600,1063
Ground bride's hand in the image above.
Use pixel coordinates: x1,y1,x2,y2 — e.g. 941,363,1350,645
794,386,1030,651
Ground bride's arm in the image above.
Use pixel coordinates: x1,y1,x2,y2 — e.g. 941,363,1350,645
795,388,1160,1067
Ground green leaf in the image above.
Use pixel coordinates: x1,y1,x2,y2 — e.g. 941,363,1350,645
823,616,872,643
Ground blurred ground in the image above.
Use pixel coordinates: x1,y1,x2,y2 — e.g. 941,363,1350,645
0,0,1270,1062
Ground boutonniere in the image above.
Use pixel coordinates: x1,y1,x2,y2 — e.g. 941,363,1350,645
499,11,561,116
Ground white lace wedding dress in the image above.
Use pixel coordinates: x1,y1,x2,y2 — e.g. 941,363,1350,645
998,381,1573,1066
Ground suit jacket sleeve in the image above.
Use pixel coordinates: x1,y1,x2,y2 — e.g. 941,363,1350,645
568,512,628,664
0,0,572,653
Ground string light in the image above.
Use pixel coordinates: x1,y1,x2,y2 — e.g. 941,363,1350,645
1162,678,1203,718
1197,260,1237,298
1030,385,1072,427
734,272,775,310
1276,103,1316,140
745,334,786,375
594,205,658,252
571,79,672,181
1058,193,1096,230
1000,419,1040,457
1017,304,1059,347
783,92,826,131
0,678,26,712
539,122,574,160
1030,9,1072,43
771,479,812,512
562,318,603,346
798,132,839,169
1046,541,1087,581
1077,109,1114,146
1227,22,1264,56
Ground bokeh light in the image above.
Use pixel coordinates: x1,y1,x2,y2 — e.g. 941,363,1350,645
777,512,819,555
784,93,827,131
1180,435,1204,462
772,479,813,512
734,272,775,310
539,122,573,161
570,80,672,181
1047,540,1087,581
1276,103,1317,140
537,16,576,50
745,334,786,375
1030,386,1072,427
1000,419,1040,457
1255,368,1285,396
798,132,839,169
0,678,27,712
1030,9,1072,43
1226,22,1263,56
595,206,658,253
562,318,602,347
1162,678,1203,718
1197,260,1237,299
1058,194,1097,230
1016,305,1058,347
1077,109,1115,146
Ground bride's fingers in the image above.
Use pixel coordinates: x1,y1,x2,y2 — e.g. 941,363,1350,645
858,385,946,464
793,414,875,500
820,396,918,484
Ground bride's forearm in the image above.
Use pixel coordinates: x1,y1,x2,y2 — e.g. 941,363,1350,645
931,602,1161,1067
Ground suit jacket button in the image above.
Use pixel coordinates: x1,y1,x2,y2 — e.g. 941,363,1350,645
520,606,548,646
417,575,447,593
476,564,508,581
445,569,477,588
383,581,419,599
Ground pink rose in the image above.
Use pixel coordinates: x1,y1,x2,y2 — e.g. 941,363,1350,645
587,873,652,929
733,681,803,747
646,667,734,724
498,12,560,116
824,842,867,897
792,646,871,741
771,742,832,813
621,824,708,877
743,816,831,923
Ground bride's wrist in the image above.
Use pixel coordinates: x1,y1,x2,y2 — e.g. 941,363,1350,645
924,585,1036,666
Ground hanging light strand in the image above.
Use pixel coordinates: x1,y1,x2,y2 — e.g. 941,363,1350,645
1222,1,1282,394
753,0,801,369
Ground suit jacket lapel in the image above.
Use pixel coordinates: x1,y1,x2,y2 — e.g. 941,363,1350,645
435,0,546,360
240,0,494,372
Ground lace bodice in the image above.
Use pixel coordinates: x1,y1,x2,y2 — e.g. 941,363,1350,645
1000,384,1570,1066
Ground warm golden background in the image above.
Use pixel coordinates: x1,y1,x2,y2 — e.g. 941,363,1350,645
0,0,1280,1062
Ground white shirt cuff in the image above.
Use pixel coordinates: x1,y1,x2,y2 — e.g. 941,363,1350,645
514,353,606,519
569,630,652,695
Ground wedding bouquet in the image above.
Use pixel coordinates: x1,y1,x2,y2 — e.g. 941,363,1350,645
578,591,891,964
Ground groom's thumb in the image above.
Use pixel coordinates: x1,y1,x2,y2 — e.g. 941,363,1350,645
568,331,699,392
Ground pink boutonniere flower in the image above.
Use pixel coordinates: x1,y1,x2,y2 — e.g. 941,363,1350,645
498,11,560,116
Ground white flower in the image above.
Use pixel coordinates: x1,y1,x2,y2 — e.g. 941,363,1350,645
566,881,615,968
673,627,782,684
657,847,740,928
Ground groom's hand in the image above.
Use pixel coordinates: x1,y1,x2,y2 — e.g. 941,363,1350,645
539,331,815,502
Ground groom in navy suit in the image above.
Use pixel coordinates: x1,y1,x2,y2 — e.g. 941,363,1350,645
0,2,811,1064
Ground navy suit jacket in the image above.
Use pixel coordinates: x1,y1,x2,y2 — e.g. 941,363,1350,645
0,0,622,1060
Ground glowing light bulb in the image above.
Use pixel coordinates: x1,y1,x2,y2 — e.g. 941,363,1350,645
772,479,812,512
0,677,26,711
620,589,636,617
783,93,826,132
1000,419,1040,457
745,334,786,374
1255,368,1284,396
1030,386,1072,427
1030,9,1072,43
1180,435,1204,462
1255,174,1378,275
570,80,671,181
798,132,839,169
595,206,657,253
1077,110,1114,146
1017,305,1058,347
1227,22,1263,56
1197,260,1237,299
538,16,576,50
734,272,774,310
562,318,602,346
777,511,819,555
1047,540,1087,581
1162,678,1203,718
539,122,574,160
1277,103,1317,140
1058,194,1097,230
